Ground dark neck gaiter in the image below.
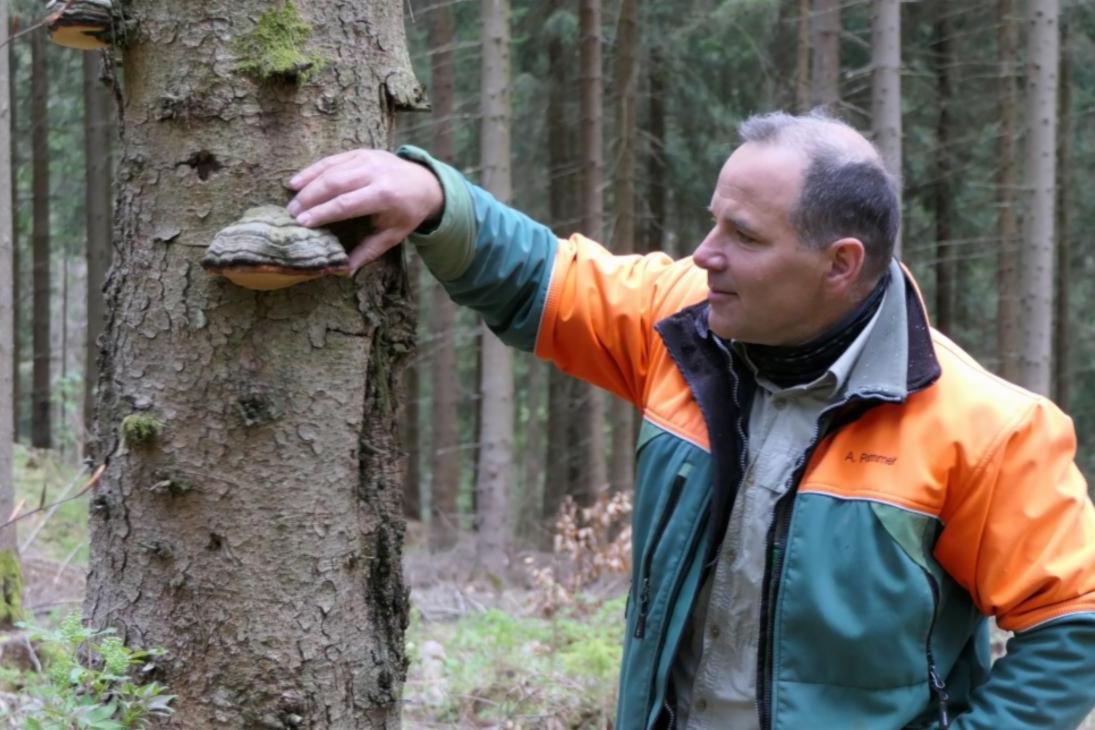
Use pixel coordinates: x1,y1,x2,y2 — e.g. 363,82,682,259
739,271,890,389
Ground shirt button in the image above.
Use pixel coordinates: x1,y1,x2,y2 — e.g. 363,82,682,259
696,698,708,712
773,398,786,410
710,624,721,638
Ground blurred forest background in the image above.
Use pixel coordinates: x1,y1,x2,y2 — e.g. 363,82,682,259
1,0,1094,726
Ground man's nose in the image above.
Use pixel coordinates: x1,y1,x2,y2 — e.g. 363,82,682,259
693,233,724,271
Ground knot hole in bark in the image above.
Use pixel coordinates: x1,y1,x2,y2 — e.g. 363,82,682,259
185,150,222,181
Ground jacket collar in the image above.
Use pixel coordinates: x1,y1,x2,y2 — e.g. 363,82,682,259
673,258,941,404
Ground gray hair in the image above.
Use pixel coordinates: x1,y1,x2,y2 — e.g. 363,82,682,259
738,110,900,281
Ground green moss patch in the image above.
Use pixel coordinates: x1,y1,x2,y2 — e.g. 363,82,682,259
0,549,23,627
120,414,164,446
235,3,326,83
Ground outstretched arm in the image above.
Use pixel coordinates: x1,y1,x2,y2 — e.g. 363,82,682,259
287,146,705,405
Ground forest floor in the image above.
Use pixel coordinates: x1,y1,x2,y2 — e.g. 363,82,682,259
5,447,1095,729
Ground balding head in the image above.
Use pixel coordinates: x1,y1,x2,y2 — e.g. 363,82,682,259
737,110,900,282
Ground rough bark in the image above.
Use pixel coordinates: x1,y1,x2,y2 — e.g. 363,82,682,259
932,8,954,333
30,27,50,449
476,0,514,576
608,0,637,495
810,0,841,109
871,0,901,256
1053,14,1071,407
996,0,1021,381
85,2,420,725
426,0,460,552
578,0,607,504
1018,0,1058,396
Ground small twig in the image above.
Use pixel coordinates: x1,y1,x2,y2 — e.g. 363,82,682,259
20,464,95,552
6,498,25,523
19,634,42,674
53,540,87,584
4,464,103,534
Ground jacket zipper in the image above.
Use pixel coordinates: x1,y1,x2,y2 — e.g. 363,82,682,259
634,472,688,639
756,396,893,730
923,569,950,729
756,457,811,730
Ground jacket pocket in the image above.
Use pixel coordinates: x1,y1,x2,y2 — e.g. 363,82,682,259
633,462,692,639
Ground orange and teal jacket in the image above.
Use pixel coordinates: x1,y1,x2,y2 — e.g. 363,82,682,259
400,146,1095,729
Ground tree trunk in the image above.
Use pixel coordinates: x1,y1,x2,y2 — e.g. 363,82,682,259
996,0,1021,381
0,0,21,630
796,0,811,112
9,21,19,443
85,3,419,724
83,54,112,450
810,0,841,109
30,27,49,449
578,0,607,504
519,357,545,538
932,8,954,333
644,44,666,255
1053,13,1071,407
544,1,576,536
608,0,637,495
475,0,514,576
426,0,460,552
871,0,901,256
402,291,421,520
1018,0,1058,396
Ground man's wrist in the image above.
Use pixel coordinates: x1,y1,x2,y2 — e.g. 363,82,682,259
395,145,477,281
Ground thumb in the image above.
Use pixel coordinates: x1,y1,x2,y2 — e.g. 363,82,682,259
348,228,409,272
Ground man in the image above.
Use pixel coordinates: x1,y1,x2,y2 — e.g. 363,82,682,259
287,112,1095,729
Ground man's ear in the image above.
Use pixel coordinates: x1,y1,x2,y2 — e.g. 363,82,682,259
825,237,866,293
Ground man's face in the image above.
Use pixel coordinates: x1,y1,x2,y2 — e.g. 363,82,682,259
692,142,835,346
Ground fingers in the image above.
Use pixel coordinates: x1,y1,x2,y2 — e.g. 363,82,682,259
287,150,360,191
349,228,408,272
288,159,377,221
295,184,388,229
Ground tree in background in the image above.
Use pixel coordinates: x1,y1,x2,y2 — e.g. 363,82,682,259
425,0,461,552
0,0,21,630
931,4,956,334
82,53,111,446
609,0,638,494
871,0,901,255
85,1,419,723
475,0,514,575
1019,0,1059,396
996,0,1021,382
810,0,841,108
30,26,49,449
577,0,607,504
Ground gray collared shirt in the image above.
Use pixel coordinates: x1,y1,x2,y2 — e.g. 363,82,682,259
673,271,908,730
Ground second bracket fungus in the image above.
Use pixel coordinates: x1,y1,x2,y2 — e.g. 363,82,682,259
46,0,114,50
201,206,350,290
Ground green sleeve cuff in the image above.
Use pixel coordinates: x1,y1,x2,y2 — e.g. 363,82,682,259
396,145,477,281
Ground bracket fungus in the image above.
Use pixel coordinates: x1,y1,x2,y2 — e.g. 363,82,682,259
46,0,114,50
201,206,350,290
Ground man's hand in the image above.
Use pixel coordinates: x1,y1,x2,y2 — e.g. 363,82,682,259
286,149,444,271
